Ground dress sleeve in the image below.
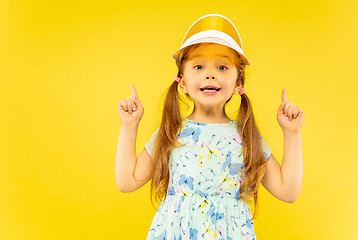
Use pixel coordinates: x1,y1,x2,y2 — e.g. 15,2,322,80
260,134,272,161
145,127,160,156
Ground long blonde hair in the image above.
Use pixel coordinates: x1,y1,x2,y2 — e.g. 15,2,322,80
136,42,268,220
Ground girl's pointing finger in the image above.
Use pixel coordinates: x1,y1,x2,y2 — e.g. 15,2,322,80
130,84,138,99
282,89,288,103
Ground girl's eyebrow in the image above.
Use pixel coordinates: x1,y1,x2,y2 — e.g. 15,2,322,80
191,54,232,61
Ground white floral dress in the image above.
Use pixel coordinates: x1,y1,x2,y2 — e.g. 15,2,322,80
145,117,272,240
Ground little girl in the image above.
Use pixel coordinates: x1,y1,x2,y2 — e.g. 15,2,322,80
116,13,304,240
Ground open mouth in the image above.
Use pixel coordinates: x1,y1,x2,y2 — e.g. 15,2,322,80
200,87,221,92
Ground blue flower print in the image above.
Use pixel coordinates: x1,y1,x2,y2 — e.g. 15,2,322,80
174,196,185,213
179,126,201,144
244,218,254,229
263,151,270,160
206,203,224,224
235,188,241,200
206,203,216,220
167,186,175,195
223,150,244,175
179,174,194,190
174,234,182,240
175,202,181,213
211,212,224,225
195,189,209,198
187,119,207,126
190,228,198,240
146,118,259,239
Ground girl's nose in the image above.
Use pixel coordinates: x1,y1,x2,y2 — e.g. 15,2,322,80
206,76,215,79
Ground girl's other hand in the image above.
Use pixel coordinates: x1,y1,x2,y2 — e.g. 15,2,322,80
118,84,144,126
277,89,304,134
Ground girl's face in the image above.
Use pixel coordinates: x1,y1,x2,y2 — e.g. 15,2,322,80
180,43,242,112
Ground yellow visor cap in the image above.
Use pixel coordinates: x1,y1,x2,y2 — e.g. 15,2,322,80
172,13,250,66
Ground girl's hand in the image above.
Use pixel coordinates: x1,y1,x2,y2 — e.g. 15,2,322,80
277,89,304,134
118,84,144,126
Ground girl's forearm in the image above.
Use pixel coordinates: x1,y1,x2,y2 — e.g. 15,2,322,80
281,131,303,202
115,123,139,192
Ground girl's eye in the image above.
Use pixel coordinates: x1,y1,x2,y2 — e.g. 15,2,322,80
194,65,228,70
219,65,228,70
194,65,203,70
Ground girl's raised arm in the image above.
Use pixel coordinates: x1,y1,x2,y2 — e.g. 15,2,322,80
115,84,144,192
262,89,304,202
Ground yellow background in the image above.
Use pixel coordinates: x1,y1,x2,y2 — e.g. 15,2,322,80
1,0,357,239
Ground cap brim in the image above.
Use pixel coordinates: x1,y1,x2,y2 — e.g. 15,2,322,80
173,39,250,66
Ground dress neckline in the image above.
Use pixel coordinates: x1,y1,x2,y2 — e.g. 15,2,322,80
184,117,234,126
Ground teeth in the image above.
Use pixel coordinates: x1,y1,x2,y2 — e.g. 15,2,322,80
201,88,220,91
203,89,218,92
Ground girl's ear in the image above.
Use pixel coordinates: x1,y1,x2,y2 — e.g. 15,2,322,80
179,76,188,94
233,84,242,95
